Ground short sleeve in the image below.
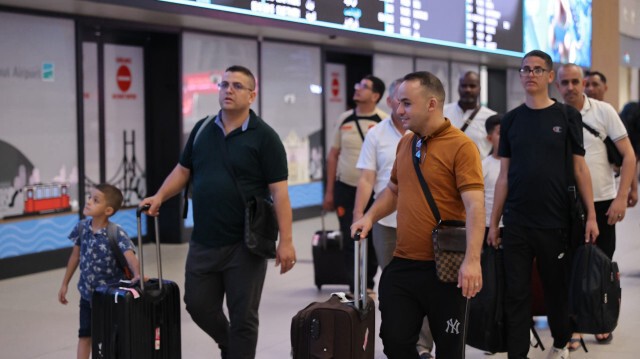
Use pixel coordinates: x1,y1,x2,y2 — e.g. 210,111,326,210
455,140,485,193
68,222,81,246
390,136,407,185
565,105,585,156
116,226,136,253
601,103,628,142
498,111,514,158
390,158,398,185
331,122,342,149
356,127,378,170
482,156,489,179
259,126,288,184
179,116,207,170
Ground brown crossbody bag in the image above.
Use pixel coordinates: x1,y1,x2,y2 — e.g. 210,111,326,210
411,135,466,282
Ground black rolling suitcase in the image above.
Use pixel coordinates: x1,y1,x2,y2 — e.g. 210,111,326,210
292,230,375,359
91,205,181,358
312,211,349,290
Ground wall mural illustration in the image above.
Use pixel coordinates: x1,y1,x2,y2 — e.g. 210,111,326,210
0,139,76,220
83,130,146,207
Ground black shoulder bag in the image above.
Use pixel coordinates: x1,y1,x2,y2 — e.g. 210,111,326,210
216,126,278,259
581,120,623,167
411,135,467,282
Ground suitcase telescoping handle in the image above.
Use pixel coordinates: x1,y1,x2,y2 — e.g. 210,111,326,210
353,230,369,311
136,204,163,292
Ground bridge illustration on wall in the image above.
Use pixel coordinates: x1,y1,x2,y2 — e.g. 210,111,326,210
85,130,146,207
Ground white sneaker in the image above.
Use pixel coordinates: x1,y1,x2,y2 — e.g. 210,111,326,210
546,346,570,359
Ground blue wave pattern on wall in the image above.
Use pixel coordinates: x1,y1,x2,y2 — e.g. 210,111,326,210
183,182,323,228
0,214,78,259
111,208,147,240
0,209,146,260
289,182,323,209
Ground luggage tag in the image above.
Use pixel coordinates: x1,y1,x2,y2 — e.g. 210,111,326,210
113,287,141,303
331,292,351,303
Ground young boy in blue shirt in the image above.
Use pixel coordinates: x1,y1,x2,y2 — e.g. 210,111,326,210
58,184,140,359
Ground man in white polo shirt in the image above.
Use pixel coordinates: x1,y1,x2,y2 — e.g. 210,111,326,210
557,63,636,348
444,71,497,158
353,78,406,269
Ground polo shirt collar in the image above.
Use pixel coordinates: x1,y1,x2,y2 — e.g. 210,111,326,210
214,110,253,135
424,118,452,140
579,93,592,115
387,116,407,136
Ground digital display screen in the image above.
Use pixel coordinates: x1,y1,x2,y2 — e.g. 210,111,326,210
155,0,524,57
524,0,592,67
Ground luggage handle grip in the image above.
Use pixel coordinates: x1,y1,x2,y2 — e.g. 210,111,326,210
136,204,163,293
353,230,368,312
137,204,151,217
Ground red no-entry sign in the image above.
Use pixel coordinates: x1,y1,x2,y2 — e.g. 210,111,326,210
116,65,131,92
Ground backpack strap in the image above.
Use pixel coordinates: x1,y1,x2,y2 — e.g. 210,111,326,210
106,222,133,279
344,109,383,142
194,114,217,145
76,219,85,240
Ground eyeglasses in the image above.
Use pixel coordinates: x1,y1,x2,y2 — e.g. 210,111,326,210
519,67,549,77
354,83,372,91
218,82,254,91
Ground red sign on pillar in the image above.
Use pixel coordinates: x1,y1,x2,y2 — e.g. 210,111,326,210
116,65,132,92
332,77,339,97
330,72,342,103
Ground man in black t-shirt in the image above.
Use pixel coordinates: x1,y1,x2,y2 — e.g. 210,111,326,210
141,66,296,359
620,101,640,207
487,50,598,359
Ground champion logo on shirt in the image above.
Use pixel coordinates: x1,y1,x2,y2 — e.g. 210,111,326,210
552,126,563,133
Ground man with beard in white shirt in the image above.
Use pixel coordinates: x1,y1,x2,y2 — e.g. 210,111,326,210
444,71,497,158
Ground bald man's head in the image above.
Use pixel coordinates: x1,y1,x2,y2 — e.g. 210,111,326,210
458,71,480,110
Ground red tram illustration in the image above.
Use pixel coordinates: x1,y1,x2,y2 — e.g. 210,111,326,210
23,183,71,214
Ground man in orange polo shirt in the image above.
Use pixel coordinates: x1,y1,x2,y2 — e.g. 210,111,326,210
352,71,484,359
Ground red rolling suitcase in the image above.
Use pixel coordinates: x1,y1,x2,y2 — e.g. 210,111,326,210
312,211,349,290
91,205,181,358
291,231,375,359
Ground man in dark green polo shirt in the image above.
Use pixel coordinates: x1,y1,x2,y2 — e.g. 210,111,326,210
141,65,296,359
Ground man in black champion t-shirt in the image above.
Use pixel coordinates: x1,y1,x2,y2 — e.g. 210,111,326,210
486,50,599,359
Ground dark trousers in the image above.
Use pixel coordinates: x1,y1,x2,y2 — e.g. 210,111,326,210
594,199,616,259
379,257,468,359
502,225,572,358
333,180,378,291
184,241,267,359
